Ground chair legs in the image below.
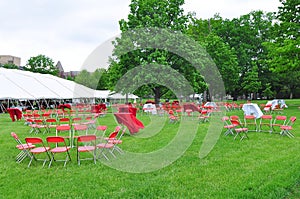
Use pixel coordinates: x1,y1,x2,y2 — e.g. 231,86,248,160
27,153,50,168
96,143,116,161
48,151,71,168
234,128,249,141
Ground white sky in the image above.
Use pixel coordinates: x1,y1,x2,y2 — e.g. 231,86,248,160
0,0,281,72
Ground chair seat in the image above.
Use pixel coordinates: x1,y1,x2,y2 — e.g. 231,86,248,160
235,128,248,132
96,126,107,131
74,125,88,131
280,126,292,130
96,143,114,148
31,147,50,153
224,125,235,129
16,144,35,150
108,140,123,144
56,126,71,131
50,146,71,153
78,146,96,152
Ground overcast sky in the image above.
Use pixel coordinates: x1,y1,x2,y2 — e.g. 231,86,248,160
0,0,281,72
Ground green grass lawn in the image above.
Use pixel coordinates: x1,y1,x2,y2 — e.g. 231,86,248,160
1,100,300,198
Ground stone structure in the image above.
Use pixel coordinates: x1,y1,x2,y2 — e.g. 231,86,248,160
0,55,21,66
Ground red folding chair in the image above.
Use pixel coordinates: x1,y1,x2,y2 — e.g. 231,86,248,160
77,135,97,165
96,127,121,160
244,115,257,132
59,117,70,126
230,115,249,141
280,116,296,138
46,136,71,167
222,116,235,136
11,132,35,163
94,125,108,140
32,119,47,134
198,109,211,123
259,115,273,133
108,127,127,155
72,117,83,126
73,124,88,139
56,125,73,147
82,116,97,129
272,115,287,133
45,118,58,133
25,137,50,167
168,110,179,123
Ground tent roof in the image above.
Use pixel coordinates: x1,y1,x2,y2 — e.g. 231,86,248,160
0,68,95,99
108,92,139,99
0,68,140,100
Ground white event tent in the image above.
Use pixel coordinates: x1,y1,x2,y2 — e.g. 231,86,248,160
0,68,139,101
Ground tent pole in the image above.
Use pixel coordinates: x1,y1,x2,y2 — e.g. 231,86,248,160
28,100,34,110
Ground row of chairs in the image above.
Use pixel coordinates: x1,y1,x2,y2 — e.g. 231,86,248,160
222,115,297,139
26,115,98,135
168,109,212,123
222,115,249,141
11,126,126,167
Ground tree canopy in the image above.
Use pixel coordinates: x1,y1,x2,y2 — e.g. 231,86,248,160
25,54,58,76
108,0,206,103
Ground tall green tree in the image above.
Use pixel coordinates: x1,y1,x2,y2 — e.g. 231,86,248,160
25,54,58,76
263,0,300,98
187,17,239,98
108,0,208,103
75,68,109,90
94,68,109,90
210,11,275,99
75,70,92,88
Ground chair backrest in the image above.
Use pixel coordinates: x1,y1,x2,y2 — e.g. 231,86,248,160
115,126,122,132
11,132,23,145
108,131,119,139
25,137,43,144
46,136,65,143
118,127,127,140
244,115,255,120
72,117,82,123
291,116,297,122
77,135,96,143
11,132,19,140
34,119,44,124
74,124,88,131
275,115,286,121
168,110,174,115
56,125,71,132
222,116,229,121
287,116,297,126
46,118,57,123
261,115,272,120
230,115,241,126
59,118,70,125
33,114,41,119
273,115,287,125
96,125,107,131
46,136,69,150
42,113,51,118
85,116,93,121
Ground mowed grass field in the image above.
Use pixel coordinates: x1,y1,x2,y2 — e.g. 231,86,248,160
0,99,300,199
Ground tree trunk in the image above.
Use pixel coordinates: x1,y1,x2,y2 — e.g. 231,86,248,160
154,87,161,105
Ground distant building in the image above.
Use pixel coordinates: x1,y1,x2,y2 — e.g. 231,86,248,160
0,55,21,66
55,61,80,79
